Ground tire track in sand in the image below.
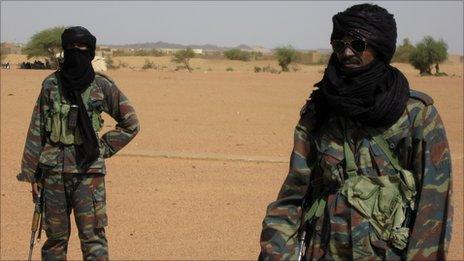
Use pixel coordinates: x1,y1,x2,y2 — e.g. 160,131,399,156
117,150,288,163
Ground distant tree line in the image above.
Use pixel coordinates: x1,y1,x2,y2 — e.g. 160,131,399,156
19,26,450,75
223,49,263,61
113,48,165,57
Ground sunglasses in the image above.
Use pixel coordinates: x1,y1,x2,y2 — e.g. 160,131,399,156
331,39,367,53
66,43,89,51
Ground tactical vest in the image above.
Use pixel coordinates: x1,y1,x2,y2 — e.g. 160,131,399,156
46,80,103,145
304,125,416,250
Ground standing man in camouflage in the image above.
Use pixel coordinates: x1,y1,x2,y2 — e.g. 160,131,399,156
17,26,140,260
259,4,452,260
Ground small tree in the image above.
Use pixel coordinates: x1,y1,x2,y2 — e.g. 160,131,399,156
250,51,263,60
23,26,65,69
0,45,7,63
172,48,195,72
392,38,416,63
142,59,156,70
274,46,298,72
409,36,448,75
431,38,448,74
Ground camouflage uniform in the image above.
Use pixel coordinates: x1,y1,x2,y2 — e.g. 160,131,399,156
259,90,452,260
18,72,140,260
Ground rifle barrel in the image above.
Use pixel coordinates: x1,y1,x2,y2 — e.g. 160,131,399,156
28,231,36,261
28,187,43,261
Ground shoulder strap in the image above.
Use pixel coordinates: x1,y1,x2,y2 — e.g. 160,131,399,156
341,118,359,178
52,72,64,105
343,140,358,178
410,90,434,106
82,85,92,106
95,72,115,85
369,132,403,171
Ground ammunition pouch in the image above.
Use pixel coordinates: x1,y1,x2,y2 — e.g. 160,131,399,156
47,81,103,145
340,169,415,249
339,127,417,250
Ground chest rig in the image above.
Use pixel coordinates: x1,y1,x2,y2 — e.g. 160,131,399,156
303,118,417,250
45,79,104,145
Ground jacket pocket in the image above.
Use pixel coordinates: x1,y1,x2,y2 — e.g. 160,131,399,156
38,143,60,167
92,179,108,228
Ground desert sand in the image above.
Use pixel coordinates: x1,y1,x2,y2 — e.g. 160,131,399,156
1,57,462,260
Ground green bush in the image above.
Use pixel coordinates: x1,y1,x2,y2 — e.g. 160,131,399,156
142,59,156,69
172,48,195,72
114,48,165,57
274,46,298,72
226,67,234,71
223,49,251,61
257,64,280,74
409,36,448,75
392,38,416,63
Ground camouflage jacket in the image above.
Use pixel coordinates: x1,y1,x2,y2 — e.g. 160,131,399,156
18,72,140,182
259,90,453,260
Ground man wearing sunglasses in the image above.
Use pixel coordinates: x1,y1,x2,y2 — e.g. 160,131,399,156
259,3,452,260
17,26,140,260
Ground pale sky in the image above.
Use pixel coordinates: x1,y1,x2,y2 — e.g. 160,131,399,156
1,1,463,54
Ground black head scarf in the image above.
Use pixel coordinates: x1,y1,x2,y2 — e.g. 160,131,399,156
331,3,397,64
311,4,410,128
58,26,99,170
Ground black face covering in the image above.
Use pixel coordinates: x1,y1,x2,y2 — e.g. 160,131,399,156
58,26,99,170
312,54,410,128
61,48,95,91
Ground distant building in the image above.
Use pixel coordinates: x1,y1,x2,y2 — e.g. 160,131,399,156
160,48,176,54
96,46,115,57
160,48,203,55
252,45,270,54
307,51,321,64
316,48,333,55
1,42,22,55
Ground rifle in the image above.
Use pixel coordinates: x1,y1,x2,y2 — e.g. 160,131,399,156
296,178,326,261
296,190,311,261
296,225,307,260
28,186,43,261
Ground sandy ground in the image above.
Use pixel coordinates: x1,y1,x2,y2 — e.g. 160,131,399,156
1,58,462,260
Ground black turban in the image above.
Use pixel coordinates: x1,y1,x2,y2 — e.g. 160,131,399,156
61,26,96,58
330,4,397,64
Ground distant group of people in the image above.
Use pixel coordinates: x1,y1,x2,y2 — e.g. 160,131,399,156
1,62,10,69
19,60,51,69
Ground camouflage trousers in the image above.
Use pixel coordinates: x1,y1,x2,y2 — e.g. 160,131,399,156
41,170,108,260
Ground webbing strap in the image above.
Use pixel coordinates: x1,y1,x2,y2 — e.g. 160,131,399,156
55,73,92,107
343,140,358,178
370,133,402,171
82,85,92,106
342,118,358,179
303,196,327,223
